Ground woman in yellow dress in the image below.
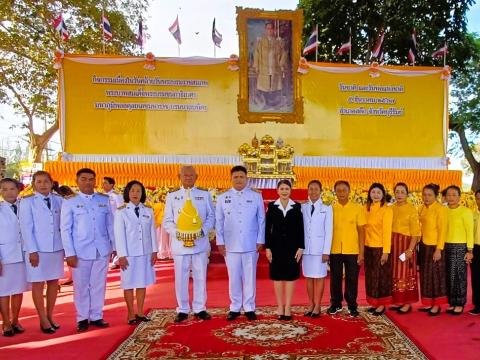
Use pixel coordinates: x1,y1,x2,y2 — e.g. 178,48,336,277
389,183,421,314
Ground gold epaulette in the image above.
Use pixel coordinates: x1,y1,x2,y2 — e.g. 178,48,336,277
22,193,35,199
196,186,209,192
112,190,120,195
168,187,180,193
65,193,77,200
117,204,127,210
251,187,262,193
97,193,109,197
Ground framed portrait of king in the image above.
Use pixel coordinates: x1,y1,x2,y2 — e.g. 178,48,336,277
236,7,304,124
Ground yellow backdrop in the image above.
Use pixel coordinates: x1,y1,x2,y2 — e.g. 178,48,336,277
60,56,446,157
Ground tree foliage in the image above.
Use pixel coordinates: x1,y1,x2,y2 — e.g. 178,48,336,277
298,0,476,71
0,0,148,162
450,35,480,190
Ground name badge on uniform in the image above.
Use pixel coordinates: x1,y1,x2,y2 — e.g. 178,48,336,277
246,200,253,203
195,196,204,200
76,205,84,208
98,204,107,208
319,210,326,214
143,214,150,219
225,199,231,204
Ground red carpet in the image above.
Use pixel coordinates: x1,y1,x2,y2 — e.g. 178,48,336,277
108,306,425,359
1,260,480,360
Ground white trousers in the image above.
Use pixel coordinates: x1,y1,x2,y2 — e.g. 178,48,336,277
173,252,208,314
225,251,259,312
72,255,109,322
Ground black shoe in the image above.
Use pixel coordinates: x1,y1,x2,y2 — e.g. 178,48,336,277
452,307,464,315
194,311,211,320
77,319,89,332
40,326,56,334
245,311,257,321
226,311,241,321
372,306,386,316
3,329,14,337
428,308,441,316
304,311,313,317
89,319,109,328
12,324,25,334
418,307,432,313
310,312,320,318
327,306,342,315
128,319,138,325
367,307,376,313
446,307,455,314
135,315,151,322
174,312,188,323
48,321,60,330
468,307,480,316
389,305,402,311
397,305,412,315
348,308,359,317
282,315,292,321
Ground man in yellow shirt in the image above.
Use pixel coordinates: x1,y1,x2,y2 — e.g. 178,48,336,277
327,180,366,317
469,189,480,315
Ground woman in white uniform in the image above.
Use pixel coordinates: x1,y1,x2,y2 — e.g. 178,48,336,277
114,180,158,324
19,171,64,334
301,180,333,317
0,178,29,337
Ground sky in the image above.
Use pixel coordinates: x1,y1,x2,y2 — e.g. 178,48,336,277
1,0,479,177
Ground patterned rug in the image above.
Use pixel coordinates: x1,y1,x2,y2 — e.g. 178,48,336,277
108,306,427,359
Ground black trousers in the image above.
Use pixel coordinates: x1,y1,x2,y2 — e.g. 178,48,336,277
471,245,480,308
329,254,360,308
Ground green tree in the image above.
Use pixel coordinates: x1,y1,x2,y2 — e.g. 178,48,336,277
0,0,148,162
298,0,475,69
450,35,480,190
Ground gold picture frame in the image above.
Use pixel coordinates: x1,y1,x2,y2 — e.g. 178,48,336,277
236,7,304,124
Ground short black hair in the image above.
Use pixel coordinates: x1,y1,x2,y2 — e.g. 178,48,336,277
0,177,21,190
231,165,247,175
475,189,480,197
366,182,387,210
444,185,461,196
123,180,147,203
57,185,74,197
76,168,96,178
307,180,322,190
277,179,292,189
423,183,440,197
103,177,115,185
334,180,350,190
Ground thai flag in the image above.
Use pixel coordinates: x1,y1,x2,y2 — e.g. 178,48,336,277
212,18,222,48
169,15,182,45
136,19,144,47
102,14,112,41
302,29,318,55
432,43,448,58
407,29,417,64
53,13,69,41
336,39,351,55
371,30,384,58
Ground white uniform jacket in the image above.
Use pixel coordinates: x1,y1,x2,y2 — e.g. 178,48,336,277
301,200,333,255
0,201,24,264
114,203,158,257
163,187,215,256
19,193,63,254
215,187,266,252
61,193,114,260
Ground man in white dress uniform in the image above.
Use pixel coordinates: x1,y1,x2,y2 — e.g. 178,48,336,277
103,177,124,270
163,165,215,322
216,165,265,321
61,168,114,332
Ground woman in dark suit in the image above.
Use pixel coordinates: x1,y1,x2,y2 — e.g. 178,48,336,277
265,180,304,320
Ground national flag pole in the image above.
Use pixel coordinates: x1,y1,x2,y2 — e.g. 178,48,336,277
315,24,318,62
443,41,447,67
348,27,352,64
101,10,106,54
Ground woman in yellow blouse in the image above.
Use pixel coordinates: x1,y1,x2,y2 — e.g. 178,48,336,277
444,185,474,315
418,184,448,316
364,183,393,316
390,183,421,314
